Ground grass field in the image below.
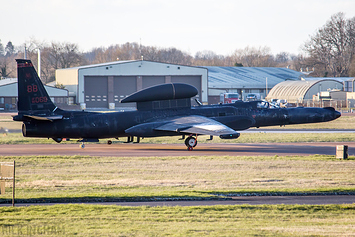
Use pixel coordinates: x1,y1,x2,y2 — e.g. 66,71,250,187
0,155,355,236
0,155,354,203
1,204,354,236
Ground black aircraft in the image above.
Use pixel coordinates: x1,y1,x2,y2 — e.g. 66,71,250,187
13,59,341,150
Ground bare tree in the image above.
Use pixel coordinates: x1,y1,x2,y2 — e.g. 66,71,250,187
39,46,56,83
21,39,53,83
304,12,355,77
84,43,194,66
118,42,141,60
86,42,142,64
349,57,355,76
0,57,14,78
275,52,291,64
156,47,192,65
141,46,161,62
21,39,84,83
232,46,276,67
84,47,108,64
193,50,229,66
48,42,83,69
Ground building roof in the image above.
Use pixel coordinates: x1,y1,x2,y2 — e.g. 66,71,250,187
0,78,68,97
204,67,305,89
0,78,17,86
266,78,343,102
267,79,320,101
307,77,354,82
58,60,135,70
57,60,204,71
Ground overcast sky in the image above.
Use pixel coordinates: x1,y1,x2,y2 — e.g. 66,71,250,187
2,0,355,56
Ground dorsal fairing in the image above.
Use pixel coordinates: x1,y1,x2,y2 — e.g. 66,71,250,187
121,83,199,111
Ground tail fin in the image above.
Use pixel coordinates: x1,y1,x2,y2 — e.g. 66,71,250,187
16,59,56,112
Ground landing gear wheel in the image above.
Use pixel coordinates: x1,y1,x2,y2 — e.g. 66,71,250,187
80,143,85,149
185,136,197,150
107,140,112,145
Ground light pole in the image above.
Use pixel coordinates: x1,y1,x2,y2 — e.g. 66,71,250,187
37,49,41,79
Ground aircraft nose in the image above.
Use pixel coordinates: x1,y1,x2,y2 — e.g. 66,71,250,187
335,110,341,119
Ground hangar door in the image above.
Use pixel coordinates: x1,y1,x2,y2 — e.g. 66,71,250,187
113,76,137,107
84,76,108,108
171,76,201,105
142,76,165,89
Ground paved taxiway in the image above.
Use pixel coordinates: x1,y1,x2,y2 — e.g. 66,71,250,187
1,195,354,207
0,142,354,157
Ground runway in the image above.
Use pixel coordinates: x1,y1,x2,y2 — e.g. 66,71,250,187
0,141,354,157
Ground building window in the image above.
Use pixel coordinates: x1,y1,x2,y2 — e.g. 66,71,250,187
259,89,264,93
0,98,4,104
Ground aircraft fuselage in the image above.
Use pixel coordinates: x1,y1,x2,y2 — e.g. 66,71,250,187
19,102,340,139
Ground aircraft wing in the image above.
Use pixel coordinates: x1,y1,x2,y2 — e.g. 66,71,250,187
154,115,237,136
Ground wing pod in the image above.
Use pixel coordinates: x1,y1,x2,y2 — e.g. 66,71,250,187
219,133,240,139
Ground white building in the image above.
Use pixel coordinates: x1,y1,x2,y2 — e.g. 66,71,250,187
0,78,68,111
56,60,208,109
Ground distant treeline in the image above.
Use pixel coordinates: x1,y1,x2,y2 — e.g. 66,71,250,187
1,12,355,84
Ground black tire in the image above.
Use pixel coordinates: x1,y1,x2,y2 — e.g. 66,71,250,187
185,137,197,148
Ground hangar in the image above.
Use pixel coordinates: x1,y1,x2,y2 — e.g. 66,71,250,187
56,60,208,109
266,78,344,103
205,67,305,103
0,78,68,111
